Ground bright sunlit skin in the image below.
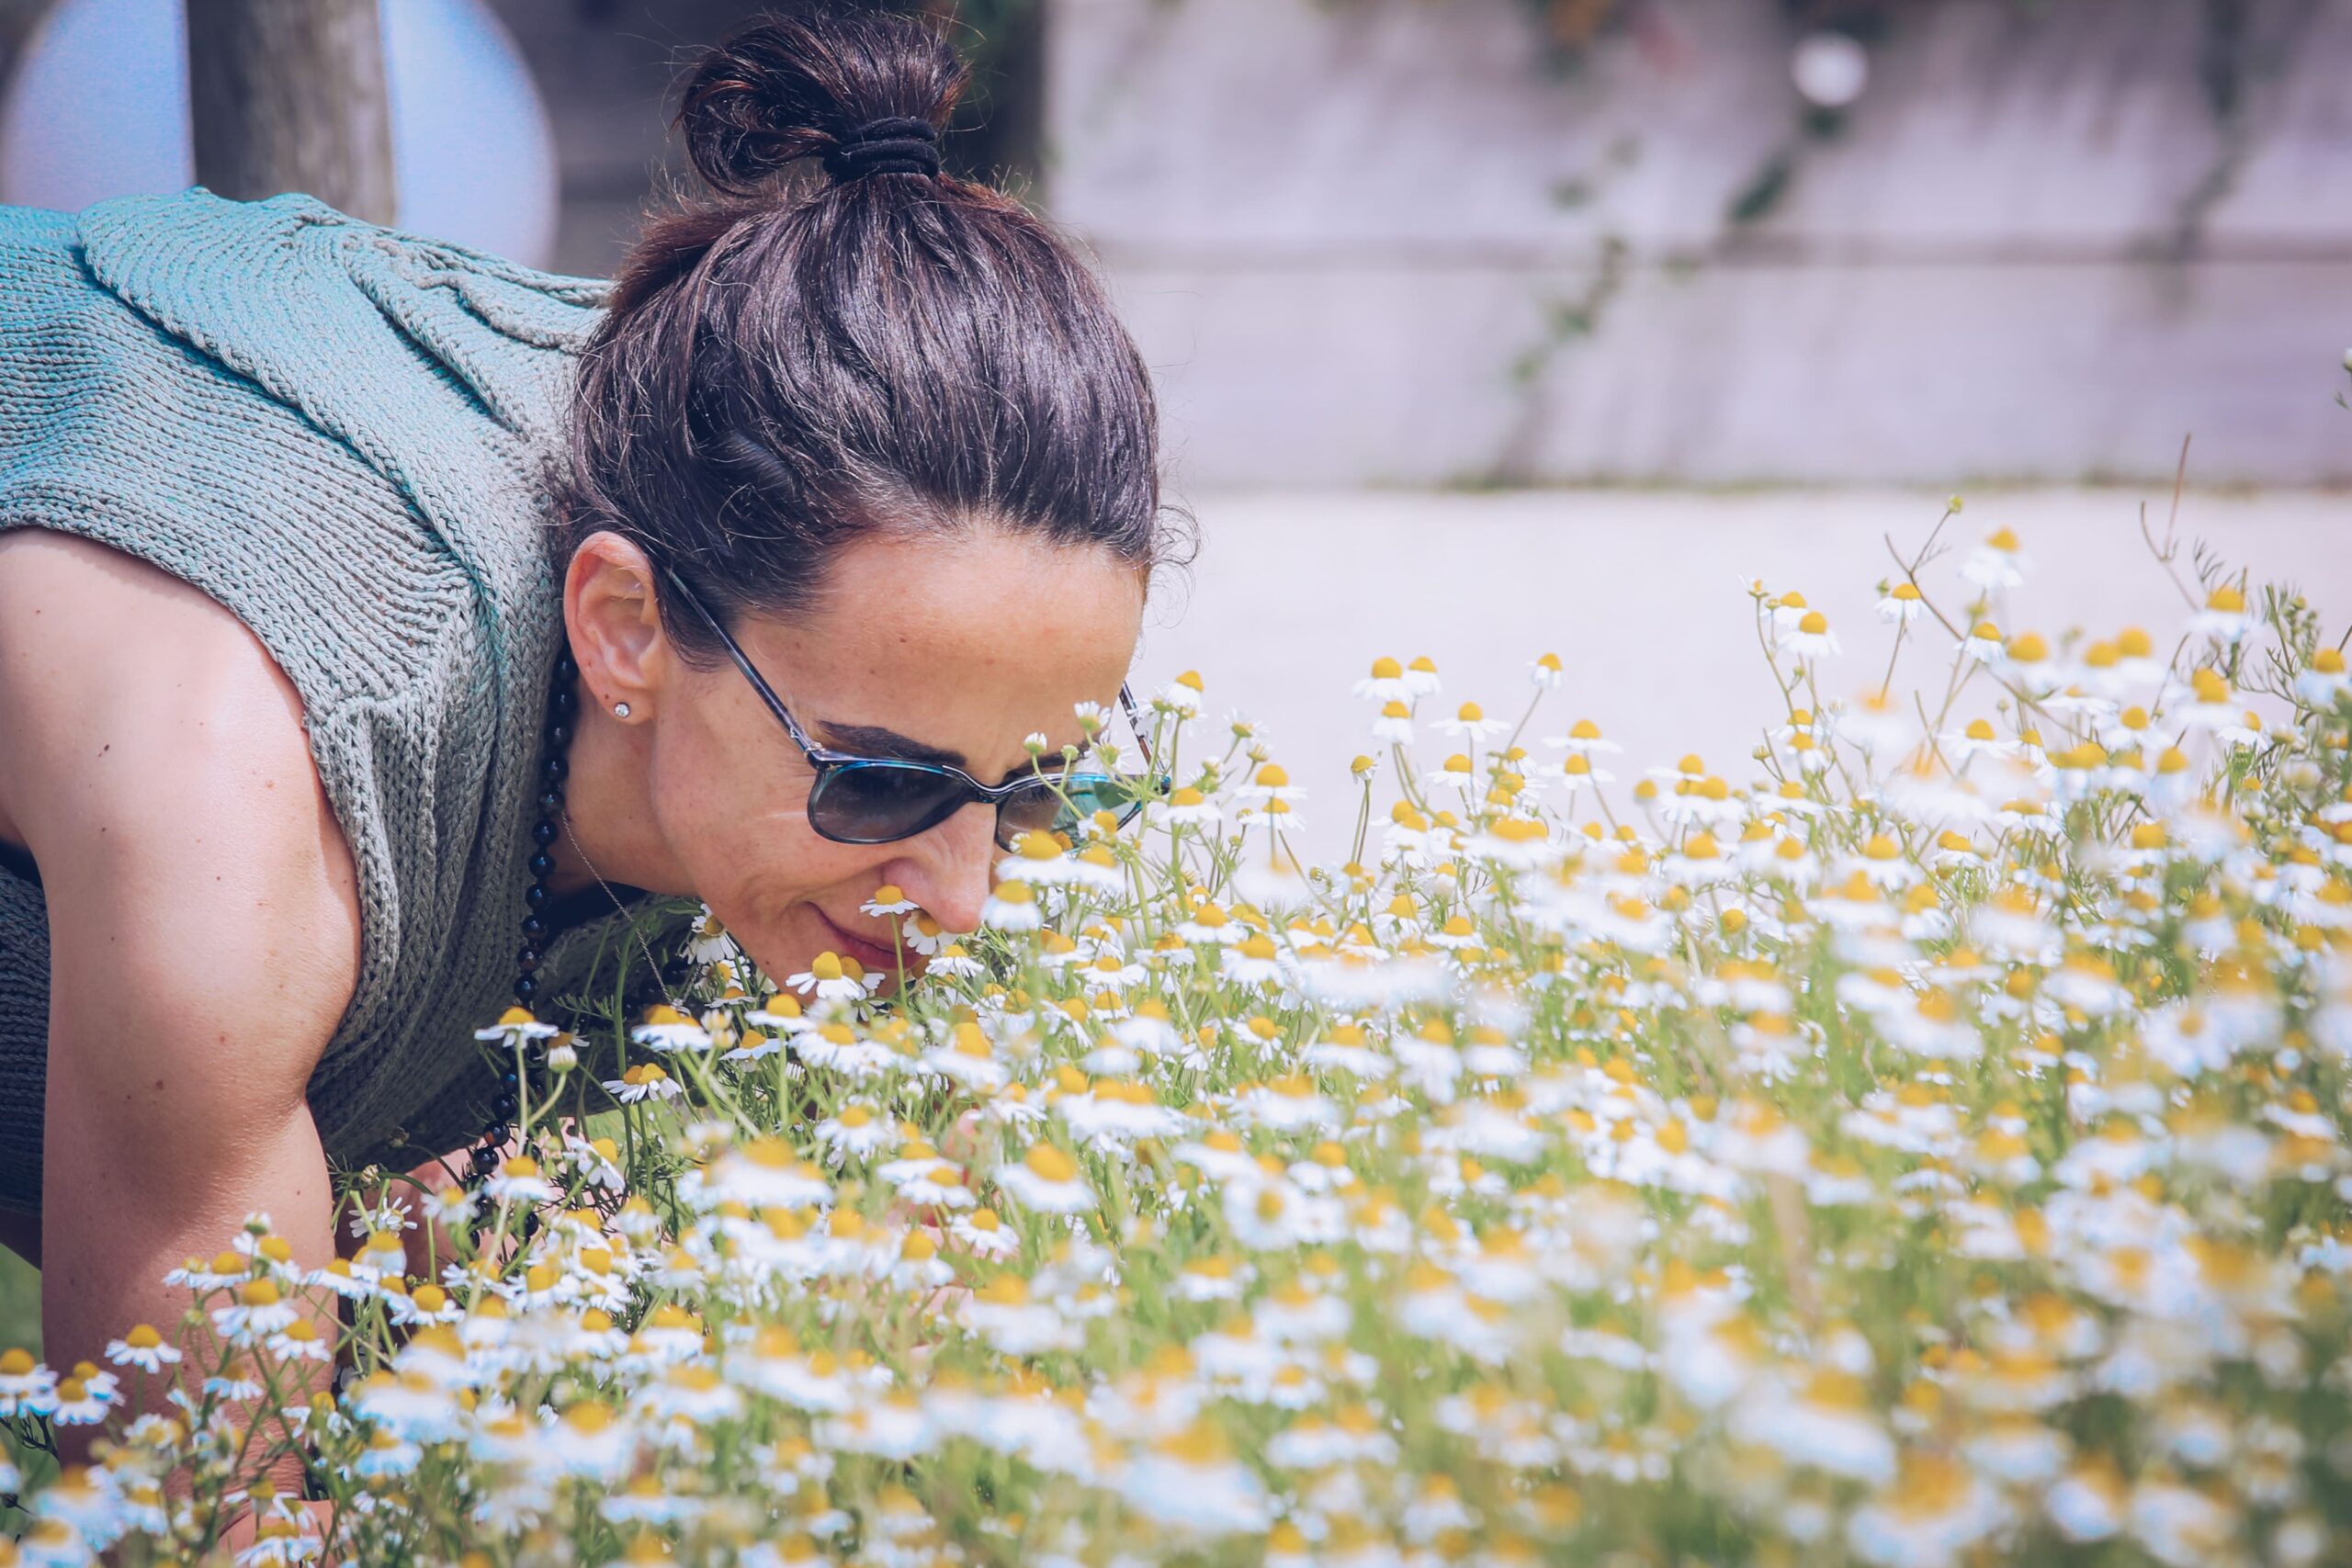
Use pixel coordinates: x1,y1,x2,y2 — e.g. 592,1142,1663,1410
548,524,1149,998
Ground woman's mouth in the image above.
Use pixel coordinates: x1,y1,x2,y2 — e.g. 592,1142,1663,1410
815,908,904,976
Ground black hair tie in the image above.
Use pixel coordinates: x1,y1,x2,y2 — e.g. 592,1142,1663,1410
825,116,942,184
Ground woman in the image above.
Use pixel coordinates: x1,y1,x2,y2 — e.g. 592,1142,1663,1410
0,3,1177,1434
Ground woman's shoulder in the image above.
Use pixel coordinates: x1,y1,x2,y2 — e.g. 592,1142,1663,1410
0,526,363,1036
69,187,614,455
0,190,605,1100
0,186,598,717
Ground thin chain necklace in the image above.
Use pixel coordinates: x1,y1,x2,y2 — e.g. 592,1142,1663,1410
560,800,682,1009
465,646,681,1187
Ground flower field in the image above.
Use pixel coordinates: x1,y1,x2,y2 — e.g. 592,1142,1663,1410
6,503,2352,1566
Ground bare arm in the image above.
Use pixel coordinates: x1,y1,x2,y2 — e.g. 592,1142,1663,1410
0,530,361,1503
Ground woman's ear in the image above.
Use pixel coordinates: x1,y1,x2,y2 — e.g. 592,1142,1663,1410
565,531,666,720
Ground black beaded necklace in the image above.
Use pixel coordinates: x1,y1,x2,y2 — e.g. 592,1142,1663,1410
463,646,581,1186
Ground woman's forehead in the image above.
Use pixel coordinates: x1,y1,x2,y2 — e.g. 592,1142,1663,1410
847,525,1126,625
733,530,1144,762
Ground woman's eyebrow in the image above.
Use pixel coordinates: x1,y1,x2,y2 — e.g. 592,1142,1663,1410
813,720,965,769
814,720,1077,787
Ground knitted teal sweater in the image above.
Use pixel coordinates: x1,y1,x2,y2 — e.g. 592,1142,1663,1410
0,187,694,1211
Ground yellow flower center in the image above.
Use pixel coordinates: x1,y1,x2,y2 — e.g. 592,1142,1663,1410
1023,1144,1080,1183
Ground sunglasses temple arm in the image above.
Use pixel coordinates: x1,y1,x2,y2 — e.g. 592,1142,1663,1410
1119,682,1156,774
662,564,828,764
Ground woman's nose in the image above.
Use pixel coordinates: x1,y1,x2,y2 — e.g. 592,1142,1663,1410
885,801,999,934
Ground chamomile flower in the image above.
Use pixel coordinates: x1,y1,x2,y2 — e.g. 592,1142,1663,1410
784,953,874,1004
1353,656,1415,704
860,884,920,919
1846,1453,2007,1567
266,1320,334,1365
689,1138,832,1210
605,1063,683,1103
1841,833,1920,890
2296,647,2349,706
1433,702,1510,743
1114,1422,1270,1535
923,941,985,979
1153,669,1205,716
960,1276,1080,1355
1234,763,1306,811
877,1144,972,1209
630,1005,714,1053
1961,526,2030,589
1462,813,1556,871
1940,716,2014,761
949,1206,1020,1260
1233,849,1315,912
424,1181,480,1226
1833,692,1910,755
475,1006,562,1043
482,1156,560,1205
1148,785,1222,829
1998,631,2056,693
1544,718,1623,757
1781,609,1844,660
1370,700,1415,743
812,1103,896,1163
982,881,1044,931
48,1371,113,1427
1730,1370,1895,1484
719,1028,785,1066
897,909,958,957
1220,932,1290,986
998,832,1125,894
213,1279,300,1343
994,1142,1097,1213
734,990,806,1037
1557,751,1615,791
1876,581,1926,623
106,1325,182,1373
1767,589,1818,638
797,1019,901,1079
16,529,2352,1568
2189,582,2254,643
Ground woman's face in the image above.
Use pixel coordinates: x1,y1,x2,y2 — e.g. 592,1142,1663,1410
582,526,1147,998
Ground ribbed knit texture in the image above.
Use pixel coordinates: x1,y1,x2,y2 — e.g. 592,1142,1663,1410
0,187,694,1211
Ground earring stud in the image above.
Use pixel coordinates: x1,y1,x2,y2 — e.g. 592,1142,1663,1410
613,701,631,718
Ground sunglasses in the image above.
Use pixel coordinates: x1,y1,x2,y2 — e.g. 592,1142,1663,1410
659,564,1159,852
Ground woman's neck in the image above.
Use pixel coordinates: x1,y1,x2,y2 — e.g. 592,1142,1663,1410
542,689,685,901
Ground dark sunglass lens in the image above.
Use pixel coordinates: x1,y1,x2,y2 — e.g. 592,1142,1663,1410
993,773,1145,848
810,763,967,843
1061,773,1145,824
994,778,1068,844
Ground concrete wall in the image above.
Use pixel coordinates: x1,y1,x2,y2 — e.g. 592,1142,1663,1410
1046,0,2352,488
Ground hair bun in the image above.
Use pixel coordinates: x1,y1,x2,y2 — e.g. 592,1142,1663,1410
677,6,967,197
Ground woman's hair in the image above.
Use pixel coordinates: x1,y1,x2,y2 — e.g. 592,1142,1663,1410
551,3,1187,667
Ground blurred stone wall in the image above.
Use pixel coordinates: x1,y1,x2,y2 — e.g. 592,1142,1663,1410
8,0,2338,488
486,0,1044,274
481,0,743,276
1046,0,2352,487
